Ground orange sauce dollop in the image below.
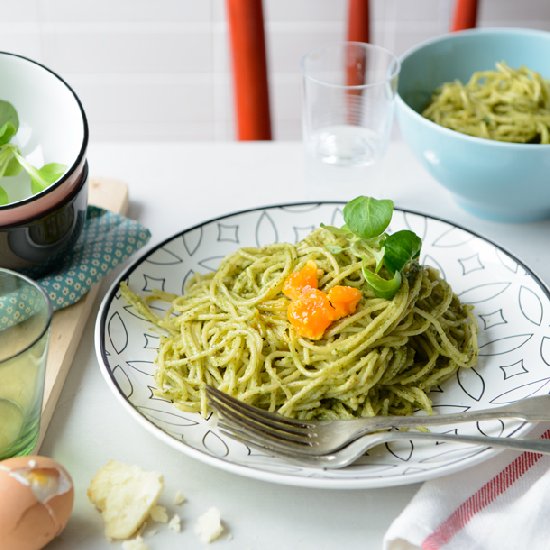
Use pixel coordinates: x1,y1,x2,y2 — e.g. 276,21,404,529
283,261,362,339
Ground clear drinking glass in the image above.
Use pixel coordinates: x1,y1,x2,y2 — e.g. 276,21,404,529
0,268,52,459
302,42,400,168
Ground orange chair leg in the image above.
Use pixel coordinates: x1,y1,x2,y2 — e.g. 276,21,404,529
346,0,369,107
347,0,370,44
227,0,272,141
451,0,479,31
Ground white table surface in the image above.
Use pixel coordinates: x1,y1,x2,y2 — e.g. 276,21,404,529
41,140,550,550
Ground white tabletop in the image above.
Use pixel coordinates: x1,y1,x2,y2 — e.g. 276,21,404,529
42,140,550,550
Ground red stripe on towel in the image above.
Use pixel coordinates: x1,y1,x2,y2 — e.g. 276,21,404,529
422,428,550,550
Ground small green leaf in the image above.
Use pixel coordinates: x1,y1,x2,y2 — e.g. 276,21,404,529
0,144,19,179
372,247,386,273
0,185,8,205
362,263,402,300
0,100,19,146
343,196,394,239
4,153,22,177
384,230,422,274
30,162,66,194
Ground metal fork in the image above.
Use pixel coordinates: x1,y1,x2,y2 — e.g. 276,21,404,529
206,385,550,457
217,423,550,469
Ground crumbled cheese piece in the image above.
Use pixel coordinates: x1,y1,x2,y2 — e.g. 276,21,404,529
195,507,224,543
174,490,186,505
87,460,163,540
168,513,182,532
121,535,149,550
149,504,169,523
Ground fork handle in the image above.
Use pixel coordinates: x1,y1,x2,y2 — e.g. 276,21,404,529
348,395,550,441
318,429,550,469
379,429,550,454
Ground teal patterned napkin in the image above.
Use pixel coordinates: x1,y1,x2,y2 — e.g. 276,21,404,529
25,206,151,311
0,284,45,332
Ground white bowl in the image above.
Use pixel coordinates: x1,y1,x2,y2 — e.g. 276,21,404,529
0,51,88,226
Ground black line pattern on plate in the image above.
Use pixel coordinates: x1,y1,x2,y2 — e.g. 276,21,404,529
143,274,166,293
243,444,262,457
500,359,528,380
403,211,428,241
431,227,474,248
108,311,128,354
181,269,196,294
422,254,447,280
144,333,161,349
112,365,133,398
476,419,504,438
478,333,533,357
146,248,183,265
479,309,507,330
457,367,485,401
126,360,155,376
518,285,543,326
458,253,485,275
458,282,511,304
417,447,487,465
330,207,344,227
182,227,203,256
146,385,172,403
147,301,171,314
540,337,550,366
198,256,225,272
138,406,199,427
496,248,520,274
96,202,550,486
347,460,399,472
490,377,550,404
437,428,460,436
122,303,148,321
280,204,321,212
217,222,239,243
202,430,230,458
386,440,413,461
255,211,278,247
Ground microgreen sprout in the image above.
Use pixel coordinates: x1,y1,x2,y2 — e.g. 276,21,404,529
0,99,66,205
325,196,422,300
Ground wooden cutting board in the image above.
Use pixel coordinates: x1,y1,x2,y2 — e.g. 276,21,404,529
36,177,129,449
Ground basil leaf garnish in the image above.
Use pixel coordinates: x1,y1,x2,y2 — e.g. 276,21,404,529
343,196,394,240
384,230,422,274
362,264,402,300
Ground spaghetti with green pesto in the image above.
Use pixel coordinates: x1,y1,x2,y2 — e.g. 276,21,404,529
422,62,550,143
121,207,478,421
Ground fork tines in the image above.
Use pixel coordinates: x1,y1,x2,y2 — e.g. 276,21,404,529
205,385,316,449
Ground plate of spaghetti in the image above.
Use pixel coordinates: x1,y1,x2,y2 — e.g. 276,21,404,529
95,198,550,489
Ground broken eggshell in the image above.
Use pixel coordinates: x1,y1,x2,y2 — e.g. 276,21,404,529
0,455,74,550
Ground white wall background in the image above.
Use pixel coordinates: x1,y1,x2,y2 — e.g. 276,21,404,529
1,0,549,142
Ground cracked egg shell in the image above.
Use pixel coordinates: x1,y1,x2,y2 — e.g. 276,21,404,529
0,455,74,550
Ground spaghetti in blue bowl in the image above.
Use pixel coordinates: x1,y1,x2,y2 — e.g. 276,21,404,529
396,28,550,222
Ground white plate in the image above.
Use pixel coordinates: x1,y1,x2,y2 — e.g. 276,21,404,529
94,203,550,489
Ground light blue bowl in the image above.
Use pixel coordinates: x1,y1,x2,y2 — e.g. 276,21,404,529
396,28,550,222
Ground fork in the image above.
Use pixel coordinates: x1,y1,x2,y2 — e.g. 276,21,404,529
206,385,550,456
216,422,550,469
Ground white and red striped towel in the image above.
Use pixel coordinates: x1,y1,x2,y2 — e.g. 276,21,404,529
384,426,550,550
